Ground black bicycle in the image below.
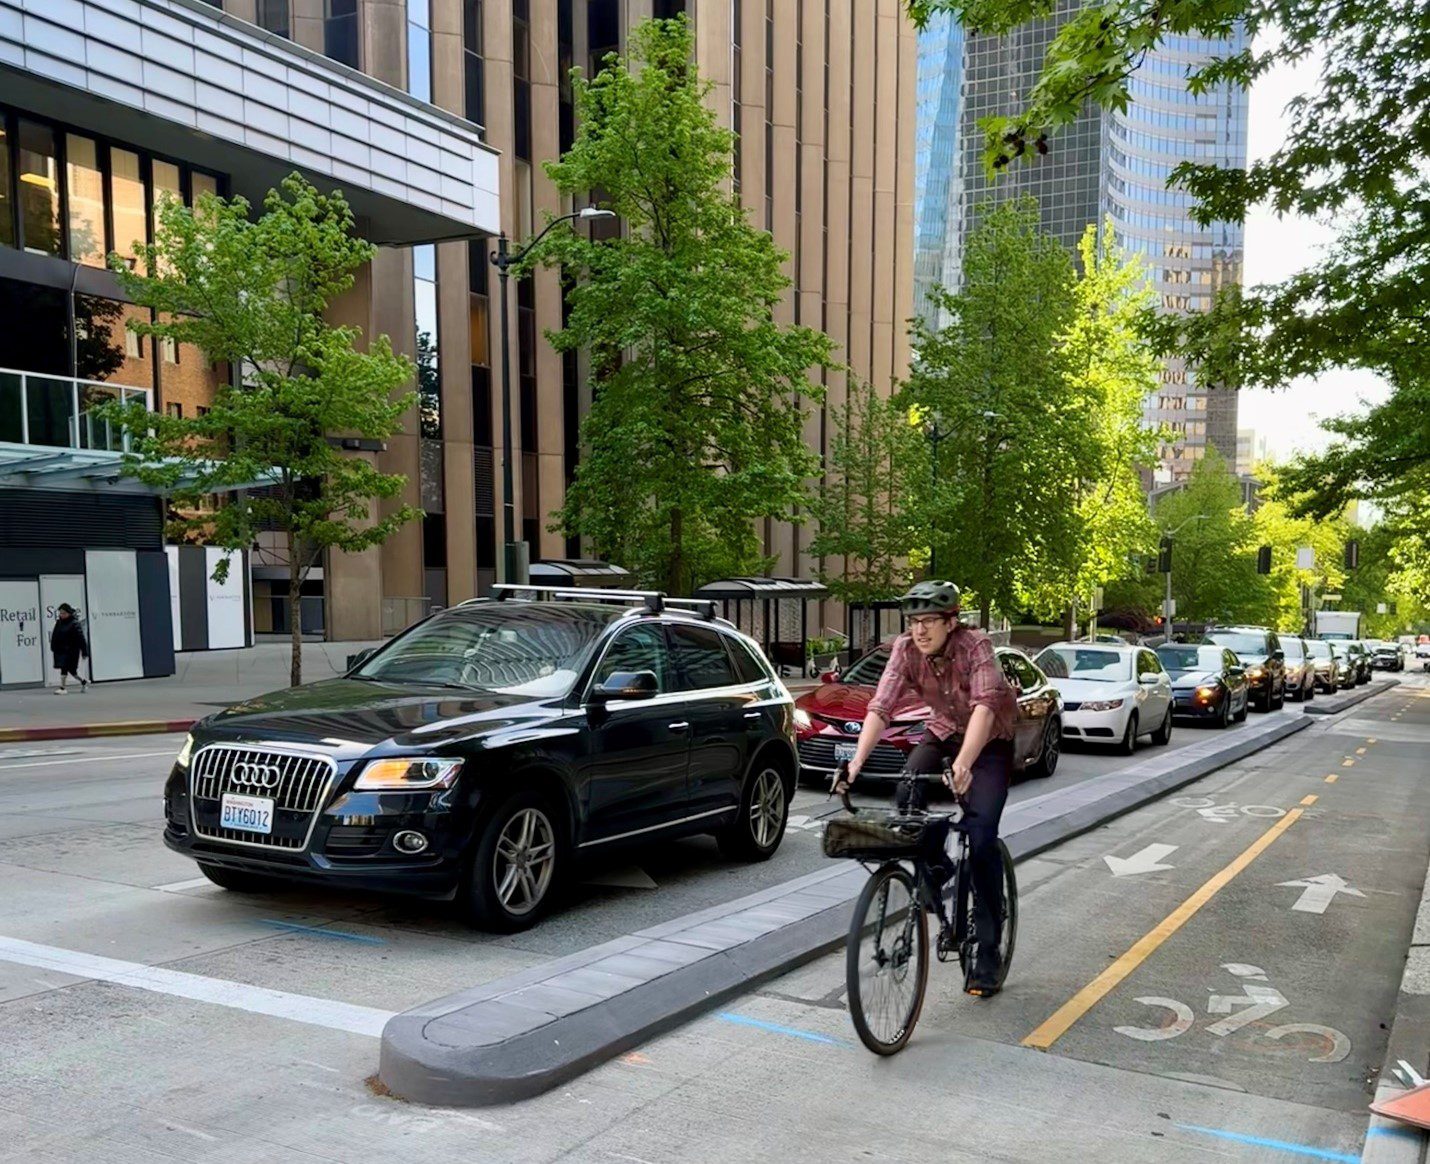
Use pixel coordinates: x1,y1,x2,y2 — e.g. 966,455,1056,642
823,762,1018,1055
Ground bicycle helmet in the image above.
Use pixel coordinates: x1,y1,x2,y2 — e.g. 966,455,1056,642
899,580,962,615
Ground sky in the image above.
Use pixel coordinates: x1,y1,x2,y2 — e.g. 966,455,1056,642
1235,42,1390,463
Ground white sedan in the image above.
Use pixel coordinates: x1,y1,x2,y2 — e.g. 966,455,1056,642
1032,642,1173,754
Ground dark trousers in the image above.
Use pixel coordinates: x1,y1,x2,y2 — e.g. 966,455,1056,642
902,734,1012,956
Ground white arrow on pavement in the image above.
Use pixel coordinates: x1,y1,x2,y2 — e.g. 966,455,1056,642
1277,873,1365,914
1103,843,1178,877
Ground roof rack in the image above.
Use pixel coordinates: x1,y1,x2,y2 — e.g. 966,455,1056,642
488,585,717,621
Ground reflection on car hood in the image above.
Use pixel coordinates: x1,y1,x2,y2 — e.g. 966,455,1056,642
795,683,929,723
1168,671,1219,689
199,678,549,750
1045,676,1137,701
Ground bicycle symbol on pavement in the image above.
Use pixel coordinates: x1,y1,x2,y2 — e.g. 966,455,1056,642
1169,797,1288,823
1113,963,1350,1062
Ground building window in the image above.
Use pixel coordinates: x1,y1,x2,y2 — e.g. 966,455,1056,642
764,0,773,231
161,337,178,364
513,0,532,161
558,0,574,153
111,149,147,270
324,0,359,69
167,402,183,419
65,135,106,268
732,0,742,192
256,0,290,39
463,0,485,126
414,244,441,440
407,0,432,103
17,120,60,256
125,329,143,360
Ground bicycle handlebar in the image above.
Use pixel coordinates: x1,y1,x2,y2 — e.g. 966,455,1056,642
829,760,968,816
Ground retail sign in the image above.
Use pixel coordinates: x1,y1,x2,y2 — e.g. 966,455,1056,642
0,581,44,686
205,547,246,650
85,550,144,681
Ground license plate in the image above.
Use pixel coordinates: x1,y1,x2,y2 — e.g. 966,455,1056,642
833,742,857,764
220,792,274,835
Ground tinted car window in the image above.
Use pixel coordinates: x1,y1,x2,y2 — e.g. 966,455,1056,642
1224,650,1240,669
1207,631,1270,657
726,635,772,684
1137,650,1162,676
356,606,613,695
670,624,739,691
1306,640,1331,659
1013,655,1042,690
1034,647,1131,681
592,624,671,694
1157,645,1223,672
1281,638,1306,660
841,648,890,686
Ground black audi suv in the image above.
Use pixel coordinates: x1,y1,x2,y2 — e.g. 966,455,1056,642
163,589,798,931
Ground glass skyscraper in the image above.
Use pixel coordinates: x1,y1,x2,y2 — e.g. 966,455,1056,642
913,11,964,326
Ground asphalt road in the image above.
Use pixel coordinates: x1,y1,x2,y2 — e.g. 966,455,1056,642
0,678,1422,1161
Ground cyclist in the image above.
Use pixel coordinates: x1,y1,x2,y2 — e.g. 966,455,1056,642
835,580,1017,997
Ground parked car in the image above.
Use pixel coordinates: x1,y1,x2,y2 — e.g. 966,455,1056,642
1345,640,1374,684
163,588,798,931
1305,639,1342,693
1278,635,1318,702
1033,642,1172,755
1330,640,1357,690
1370,640,1405,672
1418,643,1430,672
793,644,1063,785
1155,643,1251,727
1203,627,1286,711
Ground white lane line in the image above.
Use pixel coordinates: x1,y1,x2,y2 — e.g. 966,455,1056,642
0,935,393,1037
0,751,176,772
152,877,215,893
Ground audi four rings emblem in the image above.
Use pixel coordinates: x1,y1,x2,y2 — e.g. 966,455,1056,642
844,722,862,736
231,762,282,790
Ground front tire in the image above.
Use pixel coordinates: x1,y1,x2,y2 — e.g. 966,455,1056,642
197,863,287,894
847,863,928,1056
461,789,564,932
1117,711,1139,755
1027,718,1060,779
717,764,789,861
1217,695,1232,729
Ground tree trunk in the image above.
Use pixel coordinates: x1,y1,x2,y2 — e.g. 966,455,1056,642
287,528,303,688
980,597,991,631
667,507,684,596
1065,599,1078,641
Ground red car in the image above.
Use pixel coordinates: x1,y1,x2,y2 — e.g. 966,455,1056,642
794,643,1063,786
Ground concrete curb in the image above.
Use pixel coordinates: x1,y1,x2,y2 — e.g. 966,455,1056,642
1363,852,1430,1164
378,712,1312,1107
0,719,195,743
1303,679,1398,716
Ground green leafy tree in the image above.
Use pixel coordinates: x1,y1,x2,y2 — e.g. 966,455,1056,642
1022,221,1161,634
808,379,923,606
103,174,419,685
526,17,834,594
1154,449,1268,623
1247,465,1346,633
905,0,1430,511
902,197,1085,628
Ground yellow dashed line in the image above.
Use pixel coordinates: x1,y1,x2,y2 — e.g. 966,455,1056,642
1356,747,1367,755
1342,759,1356,768
1368,738,1377,744
1300,794,1318,806
1324,774,1338,783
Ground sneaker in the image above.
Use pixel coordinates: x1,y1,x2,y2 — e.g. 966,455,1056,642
53,687,67,695
965,946,1002,998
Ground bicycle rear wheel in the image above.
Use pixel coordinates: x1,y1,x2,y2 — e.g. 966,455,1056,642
846,861,929,1055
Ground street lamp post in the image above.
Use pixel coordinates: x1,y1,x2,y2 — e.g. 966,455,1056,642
922,412,952,576
490,205,615,585
1162,514,1209,628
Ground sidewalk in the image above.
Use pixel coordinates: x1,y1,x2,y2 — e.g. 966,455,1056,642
0,641,382,740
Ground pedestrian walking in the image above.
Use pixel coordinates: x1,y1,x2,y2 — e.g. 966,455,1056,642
50,603,89,694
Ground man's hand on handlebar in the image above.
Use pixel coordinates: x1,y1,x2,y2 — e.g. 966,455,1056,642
945,758,974,796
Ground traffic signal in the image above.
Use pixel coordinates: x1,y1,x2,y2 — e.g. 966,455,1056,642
1158,536,1172,574
1256,545,1272,574
1345,539,1360,570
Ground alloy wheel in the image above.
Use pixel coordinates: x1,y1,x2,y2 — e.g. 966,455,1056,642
749,768,787,849
492,807,556,916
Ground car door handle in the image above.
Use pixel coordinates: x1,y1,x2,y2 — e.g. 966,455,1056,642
668,721,690,732
743,711,761,720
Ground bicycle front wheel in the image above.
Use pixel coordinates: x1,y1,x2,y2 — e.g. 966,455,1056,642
846,861,929,1055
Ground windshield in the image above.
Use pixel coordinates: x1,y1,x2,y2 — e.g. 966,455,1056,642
1207,632,1268,657
1156,645,1224,673
1034,647,1131,682
840,648,889,686
354,606,616,696
1306,641,1331,659
1281,638,1306,659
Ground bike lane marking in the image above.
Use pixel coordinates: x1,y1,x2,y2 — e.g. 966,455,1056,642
1021,806,1306,1051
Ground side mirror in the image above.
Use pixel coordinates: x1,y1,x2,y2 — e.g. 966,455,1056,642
819,666,842,684
1138,671,1163,685
346,647,377,672
589,670,659,704
1273,650,1285,661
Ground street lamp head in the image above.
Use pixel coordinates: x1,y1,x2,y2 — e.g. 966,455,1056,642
577,206,616,221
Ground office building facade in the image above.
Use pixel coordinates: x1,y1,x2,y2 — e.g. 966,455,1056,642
940,12,1248,484
912,9,961,326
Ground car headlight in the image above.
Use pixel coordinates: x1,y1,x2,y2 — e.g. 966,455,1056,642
1247,666,1265,680
355,757,464,790
175,733,195,769
793,708,812,731
1195,685,1219,699
1081,698,1124,712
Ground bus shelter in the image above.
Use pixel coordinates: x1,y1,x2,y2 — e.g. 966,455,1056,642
693,577,828,676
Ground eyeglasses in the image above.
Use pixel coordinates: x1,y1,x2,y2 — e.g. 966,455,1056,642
907,615,950,630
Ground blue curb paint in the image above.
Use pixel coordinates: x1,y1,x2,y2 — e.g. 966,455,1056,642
1174,1124,1360,1162
259,919,385,945
717,1012,853,1048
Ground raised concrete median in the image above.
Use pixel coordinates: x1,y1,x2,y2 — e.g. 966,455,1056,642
379,702,1323,1107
